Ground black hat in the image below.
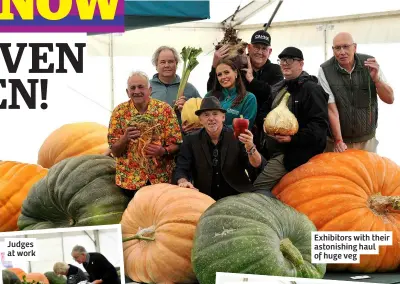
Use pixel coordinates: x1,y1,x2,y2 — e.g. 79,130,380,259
195,96,226,116
278,47,304,60
251,30,271,46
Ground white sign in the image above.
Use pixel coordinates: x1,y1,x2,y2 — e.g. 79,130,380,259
215,272,382,284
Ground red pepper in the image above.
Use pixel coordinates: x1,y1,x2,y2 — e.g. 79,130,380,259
232,115,249,138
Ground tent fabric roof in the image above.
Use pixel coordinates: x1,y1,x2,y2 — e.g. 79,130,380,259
89,0,210,35
192,0,399,26
197,0,253,22
124,0,210,31
241,0,400,25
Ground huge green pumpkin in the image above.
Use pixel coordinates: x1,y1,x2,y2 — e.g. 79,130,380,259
18,155,130,230
44,272,66,284
2,269,21,284
192,193,326,284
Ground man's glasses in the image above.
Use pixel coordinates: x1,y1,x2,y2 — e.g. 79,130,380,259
332,43,355,52
277,58,302,65
212,148,218,167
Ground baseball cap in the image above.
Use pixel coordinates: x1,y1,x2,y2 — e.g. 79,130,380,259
278,47,304,60
251,30,271,46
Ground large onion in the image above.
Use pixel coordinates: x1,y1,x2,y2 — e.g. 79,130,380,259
264,92,299,136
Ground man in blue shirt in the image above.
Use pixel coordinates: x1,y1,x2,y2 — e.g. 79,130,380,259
150,46,201,113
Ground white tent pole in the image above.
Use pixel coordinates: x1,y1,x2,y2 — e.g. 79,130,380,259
323,26,328,61
222,0,273,27
316,24,334,61
109,33,115,111
94,230,101,253
25,235,31,273
61,232,65,262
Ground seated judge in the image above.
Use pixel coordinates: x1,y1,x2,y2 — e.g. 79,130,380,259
173,96,266,200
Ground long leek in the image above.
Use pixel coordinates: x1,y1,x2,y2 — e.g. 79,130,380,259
176,46,202,100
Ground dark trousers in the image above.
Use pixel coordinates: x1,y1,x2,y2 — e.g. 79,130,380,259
120,180,151,200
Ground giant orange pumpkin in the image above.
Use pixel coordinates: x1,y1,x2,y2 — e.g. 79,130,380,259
0,161,48,231
23,273,49,284
272,149,400,273
121,183,215,284
7,268,26,279
37,122,109,168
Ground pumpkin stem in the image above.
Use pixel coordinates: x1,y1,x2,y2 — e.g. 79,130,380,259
369,194,400,214
123,235,155,242
122,225,156,242
280,238,304,266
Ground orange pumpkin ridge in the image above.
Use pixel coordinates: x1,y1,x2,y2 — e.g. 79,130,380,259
53,131,108,167
24,272,50,284
37,122,109,168
272,149,400,273
7,267,26,279
120,183,215,284
0,161,48,232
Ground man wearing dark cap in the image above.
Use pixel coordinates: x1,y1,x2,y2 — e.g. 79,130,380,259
207,29,283,150
173,96,266,200
253,46,329,193
208,30,283,105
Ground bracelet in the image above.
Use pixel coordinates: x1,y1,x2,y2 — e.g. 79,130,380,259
246,145,255,153
246,145,256,155
163,147,170,156
335,139,342,144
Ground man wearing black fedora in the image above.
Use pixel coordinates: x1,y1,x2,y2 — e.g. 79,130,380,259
173,96,266,200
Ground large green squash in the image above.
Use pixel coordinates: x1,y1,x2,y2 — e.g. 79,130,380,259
17,155,130,230
44,272,66,284
2,269,21,284
192,193,326,284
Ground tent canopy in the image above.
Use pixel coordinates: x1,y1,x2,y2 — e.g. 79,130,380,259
4,0,400,176
124,0,210,31
82,0,399,166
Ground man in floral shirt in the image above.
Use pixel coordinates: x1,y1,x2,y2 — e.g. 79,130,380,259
108,71,183,198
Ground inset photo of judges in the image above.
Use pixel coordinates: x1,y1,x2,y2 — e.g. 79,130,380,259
0,224,124,284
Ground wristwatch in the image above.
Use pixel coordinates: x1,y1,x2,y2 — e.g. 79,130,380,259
163,147,170,157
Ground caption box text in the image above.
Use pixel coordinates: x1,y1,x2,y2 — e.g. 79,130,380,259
312,231,392,264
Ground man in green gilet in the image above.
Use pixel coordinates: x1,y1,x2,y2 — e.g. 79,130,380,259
318,32,394,153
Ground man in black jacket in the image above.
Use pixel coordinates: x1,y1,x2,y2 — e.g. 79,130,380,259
71,245,120,284
207,30,283,148
254,47,329,192
173,96,266,200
